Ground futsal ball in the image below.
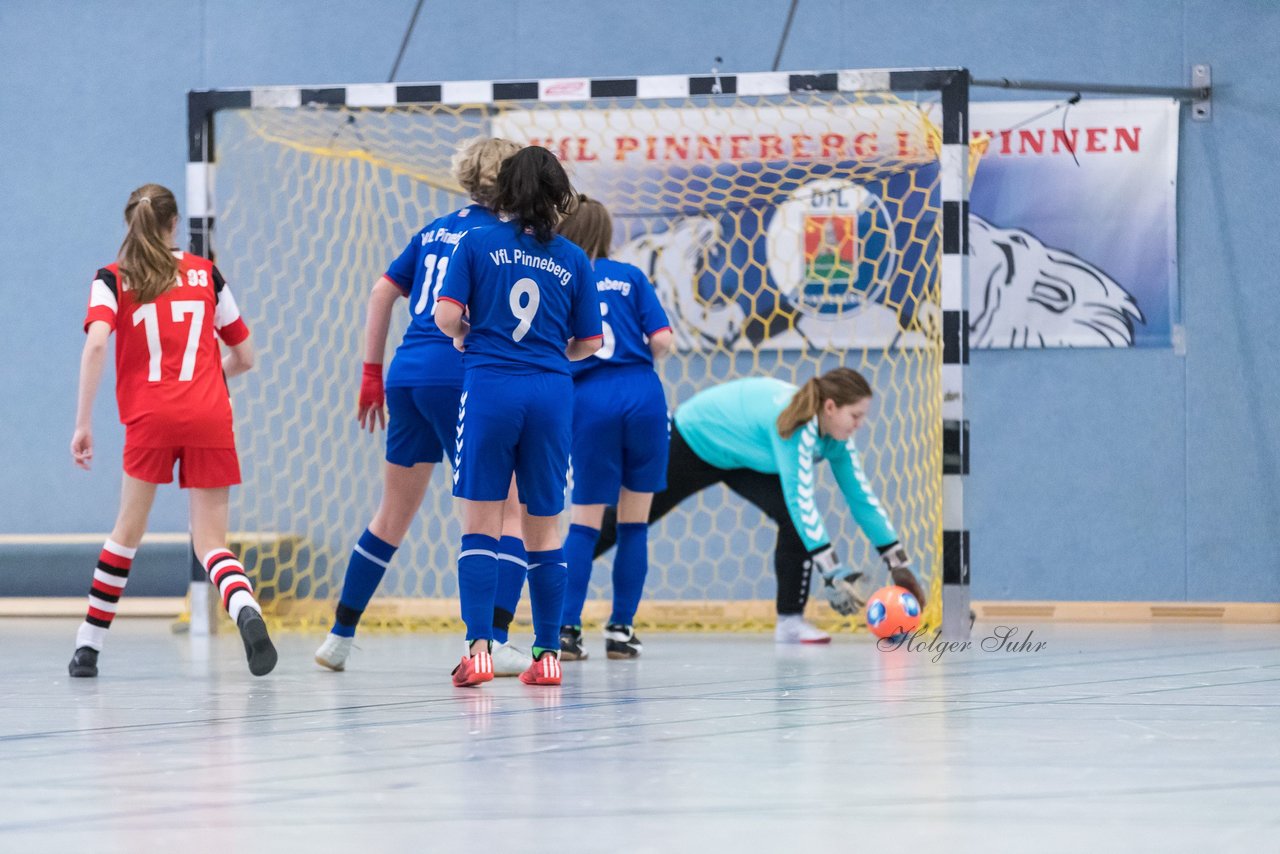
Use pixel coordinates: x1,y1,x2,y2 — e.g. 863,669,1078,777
865,585,922,639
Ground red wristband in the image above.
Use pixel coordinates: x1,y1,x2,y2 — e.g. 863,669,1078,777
360,362,385,409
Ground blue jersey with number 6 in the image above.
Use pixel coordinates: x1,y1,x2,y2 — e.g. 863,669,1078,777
571,257,671,380
384,204,501,388
438,221,602,375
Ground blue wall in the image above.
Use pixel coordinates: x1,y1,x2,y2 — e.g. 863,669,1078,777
1,0,1276,601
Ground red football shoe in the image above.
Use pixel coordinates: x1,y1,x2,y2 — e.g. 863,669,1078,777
452,649,494,687
519,651,562,686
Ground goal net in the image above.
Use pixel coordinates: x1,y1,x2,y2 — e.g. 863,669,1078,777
196,71,968,632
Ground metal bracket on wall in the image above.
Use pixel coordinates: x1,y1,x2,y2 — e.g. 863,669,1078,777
1191,64,1212,122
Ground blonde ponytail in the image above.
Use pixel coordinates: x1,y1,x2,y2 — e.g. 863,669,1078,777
118,184,179,304
776,368,874,438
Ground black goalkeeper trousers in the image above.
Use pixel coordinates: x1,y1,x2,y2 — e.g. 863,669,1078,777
594,424,819,616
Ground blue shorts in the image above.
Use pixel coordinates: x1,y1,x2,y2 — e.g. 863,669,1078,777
571,366,669,505
453,370,573,516
385,385,462,467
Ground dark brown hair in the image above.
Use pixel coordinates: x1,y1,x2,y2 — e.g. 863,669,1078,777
118,184,179,303
492,146,576,243
776,368,873,438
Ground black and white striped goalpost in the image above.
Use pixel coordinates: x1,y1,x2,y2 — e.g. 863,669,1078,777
185,67,971,638
935,69,973,641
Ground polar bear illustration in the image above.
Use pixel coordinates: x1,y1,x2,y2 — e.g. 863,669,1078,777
614,212,1143,349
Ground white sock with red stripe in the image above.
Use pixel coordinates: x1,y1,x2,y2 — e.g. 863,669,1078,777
203,548,260,623
75,540,136,651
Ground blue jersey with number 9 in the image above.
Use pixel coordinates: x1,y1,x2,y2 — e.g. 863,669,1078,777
438,221,602,375
383,204,500,388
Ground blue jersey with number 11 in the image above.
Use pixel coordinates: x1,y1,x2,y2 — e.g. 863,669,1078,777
438,221,602,375
384,204,500,388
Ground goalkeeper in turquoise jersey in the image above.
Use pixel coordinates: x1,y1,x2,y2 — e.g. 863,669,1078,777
595,368,925,643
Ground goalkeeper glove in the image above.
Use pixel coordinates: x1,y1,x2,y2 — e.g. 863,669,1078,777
809,546,866,617
881,543,926,607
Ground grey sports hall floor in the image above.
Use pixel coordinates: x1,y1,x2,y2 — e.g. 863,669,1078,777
1,618,1276,852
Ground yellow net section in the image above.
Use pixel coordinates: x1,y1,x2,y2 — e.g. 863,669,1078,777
210,88,945,632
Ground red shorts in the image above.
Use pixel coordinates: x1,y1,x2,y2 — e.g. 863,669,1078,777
123,445,241,489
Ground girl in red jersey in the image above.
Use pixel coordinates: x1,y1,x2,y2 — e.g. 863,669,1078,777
68,184,276,678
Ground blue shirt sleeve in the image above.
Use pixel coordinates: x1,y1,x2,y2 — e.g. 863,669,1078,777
384,236,417,293
634,270,671,335
571,253,603,340
437,232,474,309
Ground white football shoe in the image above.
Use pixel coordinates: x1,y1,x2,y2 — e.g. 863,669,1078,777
491,640,534,677
774,615,831,645
314,633,354,671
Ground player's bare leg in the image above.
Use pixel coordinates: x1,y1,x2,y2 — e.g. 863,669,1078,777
191,486,277,676
68,475,158,677
369,461,434,545
109,474,159,550
317,461,434,670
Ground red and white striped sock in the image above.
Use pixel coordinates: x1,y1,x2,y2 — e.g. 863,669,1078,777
75,539,136,651
203,548,260,623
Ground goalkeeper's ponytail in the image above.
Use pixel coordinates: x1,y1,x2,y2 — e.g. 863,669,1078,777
776,368,873,438
492,146,577,244
777,378,822,438
118,184,179,304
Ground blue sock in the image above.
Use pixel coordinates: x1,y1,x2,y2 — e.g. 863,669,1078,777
458,533,500,642
610,523,650,626
561,524,599,627
492,535,527,643
331,528,397,637
526,548,567,652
